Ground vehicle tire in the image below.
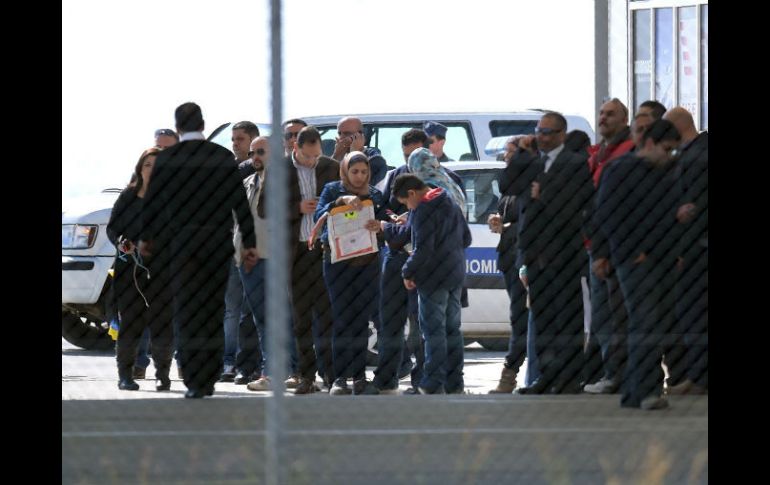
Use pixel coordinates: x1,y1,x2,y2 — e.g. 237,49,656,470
62,310,115,351
477,338,509,352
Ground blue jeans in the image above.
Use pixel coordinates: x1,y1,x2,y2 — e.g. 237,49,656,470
417,285,464,393
588,254,628,382
616,259,666,408
135,328,151,369
239,260,296,377
223,261,244,368
524,310,540,387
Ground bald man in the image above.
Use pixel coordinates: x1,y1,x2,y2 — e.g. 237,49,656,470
663,107,708,395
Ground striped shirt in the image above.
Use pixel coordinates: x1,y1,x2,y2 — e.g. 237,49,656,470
292,152,317,242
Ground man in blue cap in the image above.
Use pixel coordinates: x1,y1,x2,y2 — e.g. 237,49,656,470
423,121,453,163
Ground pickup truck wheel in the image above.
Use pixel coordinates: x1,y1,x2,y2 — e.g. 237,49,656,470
62,310,115,351
477,338,509,352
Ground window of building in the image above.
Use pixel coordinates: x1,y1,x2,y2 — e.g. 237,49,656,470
630,1,708,130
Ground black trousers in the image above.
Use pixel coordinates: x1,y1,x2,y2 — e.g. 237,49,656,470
290,242,334,381
171,249,230,392
114,255,173,380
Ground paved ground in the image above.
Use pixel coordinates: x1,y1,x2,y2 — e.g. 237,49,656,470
62,340,708,484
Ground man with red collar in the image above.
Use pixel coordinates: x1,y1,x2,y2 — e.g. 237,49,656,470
583,98,636,395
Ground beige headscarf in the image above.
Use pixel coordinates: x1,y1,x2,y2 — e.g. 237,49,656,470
340,151,371,196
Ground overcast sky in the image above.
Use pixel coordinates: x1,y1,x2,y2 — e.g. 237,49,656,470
62,0,595,200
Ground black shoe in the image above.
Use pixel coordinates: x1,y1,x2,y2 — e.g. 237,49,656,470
515,380,548,395
219,365,236,382
155,377,171,391
402,387,420,395
235,371,260,385
118,378,140,391
185,389,205,399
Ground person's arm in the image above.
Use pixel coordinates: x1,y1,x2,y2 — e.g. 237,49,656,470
402,208,434,283
314,183,339,222
106,190,130,247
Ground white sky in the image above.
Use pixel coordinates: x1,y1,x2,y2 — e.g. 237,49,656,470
62,0,596,200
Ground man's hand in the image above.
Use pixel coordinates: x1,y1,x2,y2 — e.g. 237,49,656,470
592,257,611,280
333,136,353,160
677,203,697,224
300,199,318,215
530,181,541,200
241,248,258,272
403,278,416,290
365,219,381,233
633,252,647,265
138,240,153,258
487,213,502,233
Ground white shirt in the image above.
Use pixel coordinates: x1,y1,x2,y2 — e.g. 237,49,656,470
291,151,318,242
541,144,565,173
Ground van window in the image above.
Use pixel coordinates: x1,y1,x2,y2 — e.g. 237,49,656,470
458,168,502,223
489,120,538,137
315,122,477,167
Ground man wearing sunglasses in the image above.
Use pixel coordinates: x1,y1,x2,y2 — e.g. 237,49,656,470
282,118,307,157
514,112,594,396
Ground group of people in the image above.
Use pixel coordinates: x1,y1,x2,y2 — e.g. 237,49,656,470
486,99,707,410
105,99,707,408
107,103,473,398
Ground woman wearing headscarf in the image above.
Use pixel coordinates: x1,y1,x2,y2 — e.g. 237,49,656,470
313,151,388,396
407,147,466,215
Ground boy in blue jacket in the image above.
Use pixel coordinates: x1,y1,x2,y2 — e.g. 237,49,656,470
393,174,471,394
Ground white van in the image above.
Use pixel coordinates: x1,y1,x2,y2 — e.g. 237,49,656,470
299,111,595,168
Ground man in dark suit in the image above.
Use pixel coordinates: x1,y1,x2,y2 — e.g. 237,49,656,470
141,102,257,399
288,126,340,394
664,107,708,395
514,112,594,395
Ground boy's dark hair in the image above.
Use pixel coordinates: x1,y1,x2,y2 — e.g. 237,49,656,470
175,102,204,132
402,128,428,147
392,173,427,199
297,126,321,147
564,130,591,153
232,121,260,138
641,119,681,144
639,100,667,120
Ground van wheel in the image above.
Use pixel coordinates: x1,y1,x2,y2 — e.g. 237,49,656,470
477,338,508,352
62,310,115,351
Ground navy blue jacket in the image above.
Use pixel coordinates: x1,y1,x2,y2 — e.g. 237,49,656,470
402,188,472,292
314,181,386,245
592,153,681,266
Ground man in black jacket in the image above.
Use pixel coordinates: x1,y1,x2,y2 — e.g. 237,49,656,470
514,112,594,395
141,102,257,399
664,107,708,395
288,126,340,393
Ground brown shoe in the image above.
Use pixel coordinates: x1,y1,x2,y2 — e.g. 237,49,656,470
488,366,517,394
294,377,317,395
132,367,146,380
666,379,707,395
